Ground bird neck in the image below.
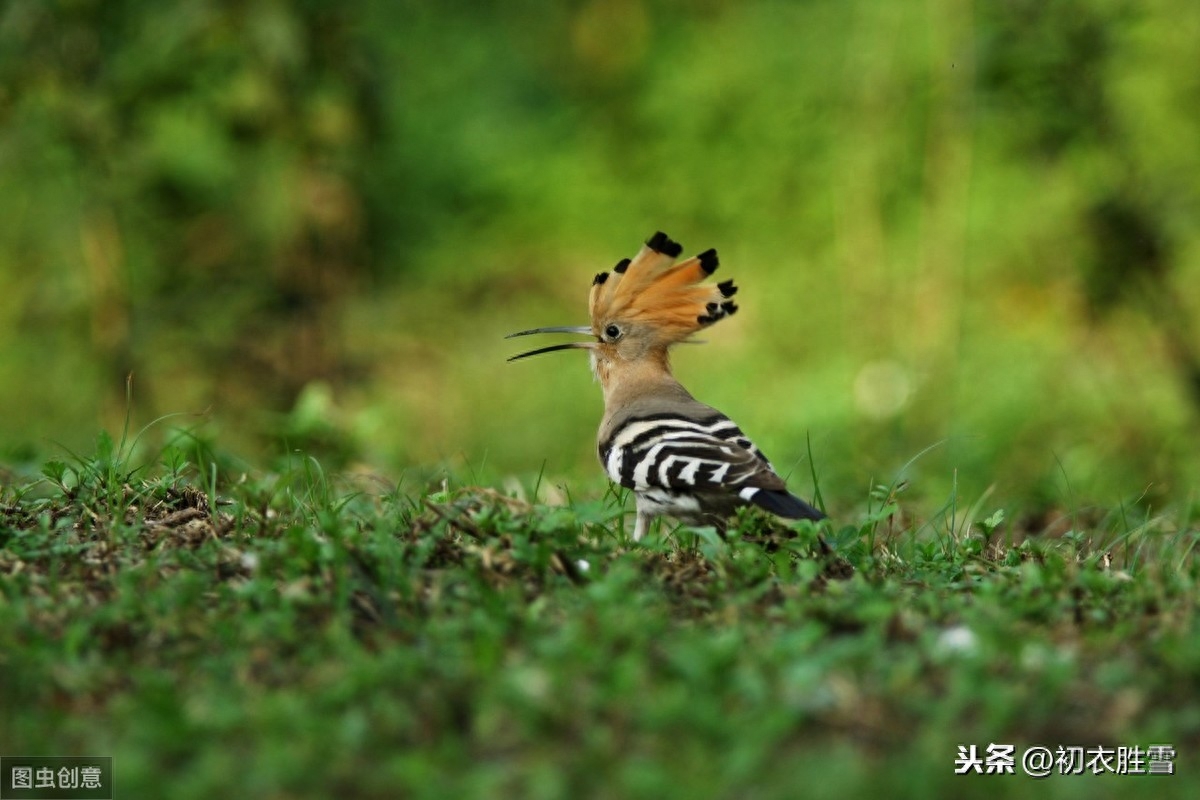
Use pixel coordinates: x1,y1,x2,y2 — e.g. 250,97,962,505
598,348,691,410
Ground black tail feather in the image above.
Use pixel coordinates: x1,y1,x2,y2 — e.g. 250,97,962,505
751,489,825,522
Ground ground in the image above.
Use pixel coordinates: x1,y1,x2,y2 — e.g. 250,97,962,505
1,436,1198,799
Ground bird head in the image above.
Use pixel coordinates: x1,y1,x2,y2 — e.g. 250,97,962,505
507,232,738,386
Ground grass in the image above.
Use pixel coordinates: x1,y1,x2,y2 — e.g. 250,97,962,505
2,432,1199,799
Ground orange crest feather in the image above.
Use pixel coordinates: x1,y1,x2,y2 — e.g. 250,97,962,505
589,232,739,344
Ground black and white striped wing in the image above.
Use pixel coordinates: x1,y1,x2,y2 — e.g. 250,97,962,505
599,413,776,495
599,413,825,522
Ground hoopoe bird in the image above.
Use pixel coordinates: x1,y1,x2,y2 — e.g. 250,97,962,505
508,231,825,541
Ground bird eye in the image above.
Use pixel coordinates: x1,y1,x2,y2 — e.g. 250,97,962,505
604,324,622,340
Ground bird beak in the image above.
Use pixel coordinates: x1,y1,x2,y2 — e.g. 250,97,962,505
505,326,596,362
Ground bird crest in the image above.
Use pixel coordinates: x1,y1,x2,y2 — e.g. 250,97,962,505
589,231,738,346
507,232,738,361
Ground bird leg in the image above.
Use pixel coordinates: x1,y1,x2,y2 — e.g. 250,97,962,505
633,509,651,542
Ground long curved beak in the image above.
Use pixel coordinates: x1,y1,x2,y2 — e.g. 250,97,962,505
506,326,593,338
505,325,595,362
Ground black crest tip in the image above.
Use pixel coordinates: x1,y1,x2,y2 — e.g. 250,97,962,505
646,231,683,257
613,258,631,274
722,302,739,315
717,279,737,298
697,248,719,274
593,272,609,285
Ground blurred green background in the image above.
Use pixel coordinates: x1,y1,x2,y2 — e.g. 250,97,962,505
2,0,1198,513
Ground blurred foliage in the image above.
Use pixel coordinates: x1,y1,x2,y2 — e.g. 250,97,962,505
0,0,379,415
1,0,1199,513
